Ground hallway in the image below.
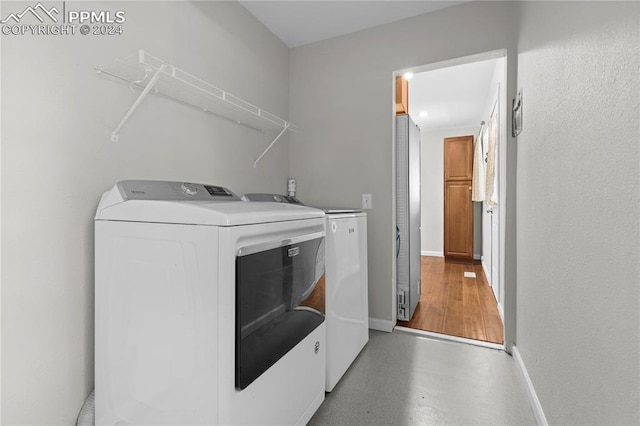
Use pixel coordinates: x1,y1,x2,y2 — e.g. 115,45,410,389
309,330,535,425
399,256,504,344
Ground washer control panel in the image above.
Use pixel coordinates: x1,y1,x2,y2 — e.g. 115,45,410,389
243,193,303,204
181,182,198,196
204,185,235,197
116,180,240,201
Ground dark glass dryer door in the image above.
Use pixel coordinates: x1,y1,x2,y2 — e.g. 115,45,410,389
235,233,325,390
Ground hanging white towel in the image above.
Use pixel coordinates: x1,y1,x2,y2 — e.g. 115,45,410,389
471,130,485,202
485,115,498,206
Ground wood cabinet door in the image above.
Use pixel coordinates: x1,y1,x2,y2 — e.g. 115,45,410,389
395,76,408,115
444,136,473,181
444,181,473,259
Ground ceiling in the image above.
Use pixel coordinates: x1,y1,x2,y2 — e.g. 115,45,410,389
239,1,465,48
409,58,498,131
238,0,493,133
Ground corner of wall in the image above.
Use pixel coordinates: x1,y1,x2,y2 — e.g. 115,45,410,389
368,318,395,333
512,346,548,426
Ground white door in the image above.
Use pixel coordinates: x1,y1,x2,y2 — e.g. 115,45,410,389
481,124,493,289
482,102,500,303
491,207,499,299
488,107,500,302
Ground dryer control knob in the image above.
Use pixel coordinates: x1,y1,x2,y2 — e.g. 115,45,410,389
181,182,198,196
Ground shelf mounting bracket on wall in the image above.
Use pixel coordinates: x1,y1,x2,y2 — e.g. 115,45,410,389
95,50,297,165
253,123,290,168
109,62,166,142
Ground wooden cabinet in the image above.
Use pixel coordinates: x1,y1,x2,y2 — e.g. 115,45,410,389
444,135,474,259
444,135,473,181
444,181,473,259
395,76,408,115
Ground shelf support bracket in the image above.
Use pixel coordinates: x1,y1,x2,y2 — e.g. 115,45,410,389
111,63,167,142
253,123,290,168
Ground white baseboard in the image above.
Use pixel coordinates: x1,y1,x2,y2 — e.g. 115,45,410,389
497,302,504,322
481,260,490,285
421,251,481,260
368,318,395,333
421,250,443,257
512,346,548,426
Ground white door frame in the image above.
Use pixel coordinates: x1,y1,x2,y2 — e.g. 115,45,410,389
391,48,517,352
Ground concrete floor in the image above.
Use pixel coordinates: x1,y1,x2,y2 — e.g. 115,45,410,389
309,330,536,425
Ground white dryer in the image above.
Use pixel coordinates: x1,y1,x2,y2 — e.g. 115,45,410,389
95,181,327,425
243,195,369,392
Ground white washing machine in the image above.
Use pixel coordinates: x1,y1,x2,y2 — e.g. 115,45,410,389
95,181,327,425
243,195,369,392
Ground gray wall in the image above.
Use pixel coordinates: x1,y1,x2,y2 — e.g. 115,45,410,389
420,127,481,257
289,2,518,330
516,2,640,424
1,2,290,423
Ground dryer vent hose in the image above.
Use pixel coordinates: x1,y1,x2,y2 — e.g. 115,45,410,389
76,389,95,426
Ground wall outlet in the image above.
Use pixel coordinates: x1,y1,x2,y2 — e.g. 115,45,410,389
362,193,372,210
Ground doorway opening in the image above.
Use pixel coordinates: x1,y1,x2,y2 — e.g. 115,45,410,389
393,51,508,349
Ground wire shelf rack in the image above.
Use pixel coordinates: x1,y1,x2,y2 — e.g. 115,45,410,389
95,50,296,167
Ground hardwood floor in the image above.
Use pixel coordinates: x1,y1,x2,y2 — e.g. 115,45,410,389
398,256,504,344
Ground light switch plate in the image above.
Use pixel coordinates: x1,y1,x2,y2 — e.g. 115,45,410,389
362,193,372,210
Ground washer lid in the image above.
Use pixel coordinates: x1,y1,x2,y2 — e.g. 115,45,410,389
242,193,362,214
95,180,325,226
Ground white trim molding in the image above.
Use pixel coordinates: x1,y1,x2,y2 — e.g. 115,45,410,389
512,346,548,426
395,326,504,351
482,260,490,280
421,250,443,257
420,251,481,260
368,318,395,333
